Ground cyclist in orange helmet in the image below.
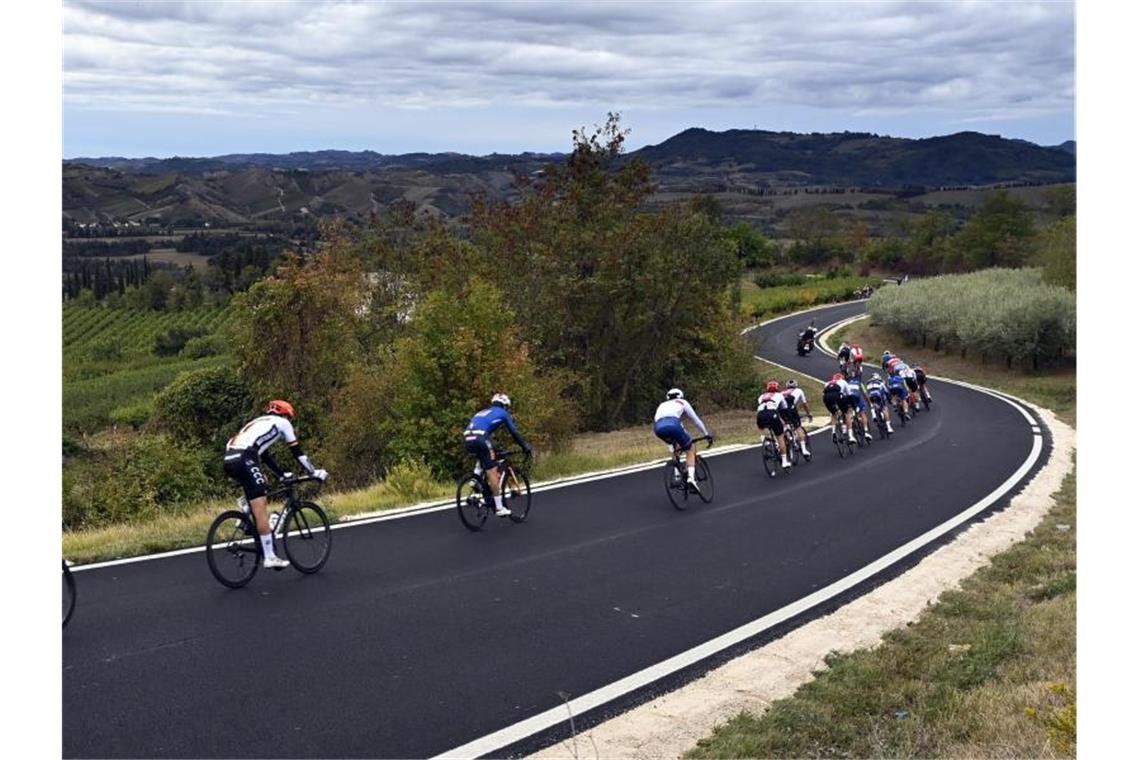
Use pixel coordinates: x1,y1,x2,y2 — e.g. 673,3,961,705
223,400,328,570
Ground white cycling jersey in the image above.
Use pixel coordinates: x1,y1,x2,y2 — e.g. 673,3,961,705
782,387,807,409
654,399,710,436
825,378,853,395
227,414,299,455
756,391,787,413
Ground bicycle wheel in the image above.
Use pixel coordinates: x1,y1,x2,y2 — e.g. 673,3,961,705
664,460,689,511
854,417,868,448
922,389,932,410
504,467,532,523
895,402,908,427
876,413,890,440
456,474,490,530
761,439,778,478
206,510,260,589
832,427,848,459
282,501,332,574
784,434,799,466
63,561,76,628
695,456,714,503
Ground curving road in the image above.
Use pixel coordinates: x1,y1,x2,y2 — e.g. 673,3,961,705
63,301,1050,758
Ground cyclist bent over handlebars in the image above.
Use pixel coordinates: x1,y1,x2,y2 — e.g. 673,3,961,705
463,393,533,517
223,400,329,570
654,388,713,490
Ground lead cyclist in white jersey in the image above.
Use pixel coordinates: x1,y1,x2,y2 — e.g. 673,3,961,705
223,399,328,570
653,388,714,489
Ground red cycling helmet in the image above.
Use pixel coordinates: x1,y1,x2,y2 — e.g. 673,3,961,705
266,399,295,418
766,381,780,393
831,373,844,382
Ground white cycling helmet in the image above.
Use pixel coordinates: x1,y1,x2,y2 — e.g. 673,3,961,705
666,388,684,400
491,393,511,408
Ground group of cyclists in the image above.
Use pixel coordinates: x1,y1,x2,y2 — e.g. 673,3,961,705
224,331,932,565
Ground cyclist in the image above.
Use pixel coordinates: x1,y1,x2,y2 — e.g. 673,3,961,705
463,393,533,517
654,388,714,490
843,376,873,442
881,350,893,373
797,322,817,355
887,371,911,420
757,381,792,470
781,379,813,460
914,364,933,405
864,372,894,434
837,342,852,375
822,373,855,444
223,400,329,570
851,343,865,376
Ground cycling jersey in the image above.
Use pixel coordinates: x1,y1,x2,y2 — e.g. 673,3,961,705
842,380,866,412
227,415,299,455
851,347,864,364
781,387,807,410
654,398,709,452
864,379,887,402
887,357,903,375
837,345,852,361
756,392,787,435
888,374,909,399
225,413,316,486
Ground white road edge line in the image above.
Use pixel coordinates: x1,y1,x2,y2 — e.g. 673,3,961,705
433,306,1049,759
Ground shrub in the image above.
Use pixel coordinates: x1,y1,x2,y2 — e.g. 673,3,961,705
108,400,154,430
87,336,124,361
753,272,807,288
180,333,228,358
153,326,209,357
62,433,214,530
152,365,255,449
868,268,1075,368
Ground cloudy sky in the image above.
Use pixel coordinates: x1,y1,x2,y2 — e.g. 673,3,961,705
62,0,1074,158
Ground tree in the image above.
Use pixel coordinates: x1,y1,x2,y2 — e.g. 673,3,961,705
1043,185,1076,219
953,190,1035,269
1037,216,1076,291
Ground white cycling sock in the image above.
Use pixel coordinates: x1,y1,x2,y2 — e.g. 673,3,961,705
688,466,696,480
495,494,504,509
259,534,275,558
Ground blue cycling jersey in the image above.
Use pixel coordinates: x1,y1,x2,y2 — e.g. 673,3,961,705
464,406,528,448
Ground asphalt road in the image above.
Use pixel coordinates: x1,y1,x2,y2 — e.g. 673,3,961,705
63,300,1050,758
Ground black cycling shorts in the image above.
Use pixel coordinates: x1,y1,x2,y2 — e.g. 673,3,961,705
905,376,919,392
779,407,802,430
822,388,844,414
464,435,497,472
915,369,927,386
756,409,785,436
223,449,269,501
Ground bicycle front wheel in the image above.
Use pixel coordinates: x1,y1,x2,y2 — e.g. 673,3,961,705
504,468,532,523
206,510,260,589
695,456,714,503
457,475,490,530
282,501,332,574
664,460,689,511
63,561,76,628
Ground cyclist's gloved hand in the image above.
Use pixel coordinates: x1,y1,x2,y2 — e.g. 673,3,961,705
523,446,533,461
707,434,715,445
313,468,329,482
282,471,295,481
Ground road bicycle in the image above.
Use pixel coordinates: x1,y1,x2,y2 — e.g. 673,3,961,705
869,399,892,440
892,394,910,428
851,409,871,449
205,475,332,589
456,449,532,531
664,436,713,510
830,415,853,458
63,560,76,628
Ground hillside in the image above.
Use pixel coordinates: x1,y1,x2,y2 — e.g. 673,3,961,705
63,128,1074,227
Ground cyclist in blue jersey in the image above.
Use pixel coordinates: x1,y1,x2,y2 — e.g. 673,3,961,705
887,372,911,420
843,376,873,443
863,373,895,434
654,388,714,490
463,394,533,517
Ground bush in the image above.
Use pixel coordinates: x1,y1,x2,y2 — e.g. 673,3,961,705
153,326,209,357
179,333,228,358
753,272,807,288
868,268,1075,368
152,365,255,449
87,336,123,361
108,400,154,429
62,433,214,530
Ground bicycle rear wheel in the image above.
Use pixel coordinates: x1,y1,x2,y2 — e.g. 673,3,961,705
695,456,714,503
785,433,800,466
206,510,260,589
504,467,532,523
664,460,689,510
282,501,332,574
63,561,76,628
832,428,848,459
456,475,490,530
761,439,778,478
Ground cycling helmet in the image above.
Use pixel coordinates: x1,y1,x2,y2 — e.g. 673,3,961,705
785,379,798,389
666,388,684,400
766,381,780,393
882,351,892,360
491,393,512,408
831,373,845,383
871,373,882,381
266,399,295,418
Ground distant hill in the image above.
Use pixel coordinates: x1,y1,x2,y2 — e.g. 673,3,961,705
63,128,1074,227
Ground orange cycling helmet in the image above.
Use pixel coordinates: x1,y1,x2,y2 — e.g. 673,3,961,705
266,399,295,418
766,381,780,393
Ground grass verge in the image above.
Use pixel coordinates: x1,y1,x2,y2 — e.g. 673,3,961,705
687,462,1076,759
